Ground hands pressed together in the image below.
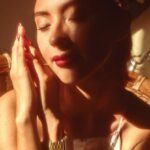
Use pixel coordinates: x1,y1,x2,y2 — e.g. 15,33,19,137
10,23,63,150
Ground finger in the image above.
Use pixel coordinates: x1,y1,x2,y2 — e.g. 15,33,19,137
17,24,29,69
11,35,19,70
33,59,46,80
29,46,36,58
11,23,26,70
29,46,53,75
17,36,28,75
24,36,32,51
17,23,30,49
33,59,53,112
18,23,25,36
29,46,46,64
25,52,39,86
35,49,46,64
33,58,55,95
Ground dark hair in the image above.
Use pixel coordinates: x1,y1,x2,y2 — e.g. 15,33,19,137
106,1,132,87
95,0,132,87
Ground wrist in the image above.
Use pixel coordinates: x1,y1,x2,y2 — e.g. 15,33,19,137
44,109,61,125
49,136,68,150
43,109,64,142
49,120,64,142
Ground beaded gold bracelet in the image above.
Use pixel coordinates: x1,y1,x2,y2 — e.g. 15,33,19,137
49,136,68,150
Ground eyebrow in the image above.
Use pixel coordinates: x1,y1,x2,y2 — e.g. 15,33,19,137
34,11,49,18
61,0,77,11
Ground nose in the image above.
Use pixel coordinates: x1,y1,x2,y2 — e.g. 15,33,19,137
49,20,71,50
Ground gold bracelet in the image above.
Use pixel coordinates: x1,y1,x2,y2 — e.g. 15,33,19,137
49,136,68,150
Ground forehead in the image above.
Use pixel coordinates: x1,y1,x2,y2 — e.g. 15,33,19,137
34,0,99,12
35,0,79,11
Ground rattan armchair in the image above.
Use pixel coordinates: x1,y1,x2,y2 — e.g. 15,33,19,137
0,53,12,96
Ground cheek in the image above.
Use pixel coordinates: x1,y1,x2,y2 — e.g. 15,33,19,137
69,23,101,60
37,32,48,46
37,33,51,62
69,22,112,68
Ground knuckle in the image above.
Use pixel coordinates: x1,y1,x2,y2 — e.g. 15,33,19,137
10,68,27,80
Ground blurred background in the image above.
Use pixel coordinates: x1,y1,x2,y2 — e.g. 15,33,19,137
0,0,35,53
0,0,35,96
130,0,150,76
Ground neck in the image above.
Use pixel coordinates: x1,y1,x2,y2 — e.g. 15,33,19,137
74,68,123,111
60,71,124,137
60,61,125,116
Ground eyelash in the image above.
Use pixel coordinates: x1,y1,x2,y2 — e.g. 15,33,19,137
36,14,87,31
37,24,51,31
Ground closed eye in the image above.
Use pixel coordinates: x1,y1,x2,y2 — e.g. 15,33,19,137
36,24,51,31
67,11,90,22
68,16,83,21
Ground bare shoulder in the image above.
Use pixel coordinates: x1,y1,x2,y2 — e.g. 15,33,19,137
0,90,16,117
0,90,17,150
0,89,16,107
133,135,150,150
131,126,150,150
122,120,150,150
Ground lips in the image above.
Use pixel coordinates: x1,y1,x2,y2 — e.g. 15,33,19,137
52,53,75,67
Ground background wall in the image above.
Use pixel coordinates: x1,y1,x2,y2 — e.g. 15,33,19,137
0,0,35,53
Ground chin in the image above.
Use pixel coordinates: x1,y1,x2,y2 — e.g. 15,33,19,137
53,68,79,85
59,78,75,85
58,75,78,85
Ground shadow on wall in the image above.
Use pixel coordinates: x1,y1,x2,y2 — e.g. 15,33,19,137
0,0,36,54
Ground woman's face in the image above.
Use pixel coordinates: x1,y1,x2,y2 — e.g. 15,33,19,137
34,0,113,84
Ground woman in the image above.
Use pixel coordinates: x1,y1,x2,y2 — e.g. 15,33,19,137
0,0,150,149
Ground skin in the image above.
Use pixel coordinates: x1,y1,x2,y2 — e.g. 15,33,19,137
34,0,122,138
34,0,116,85
0,0,150,150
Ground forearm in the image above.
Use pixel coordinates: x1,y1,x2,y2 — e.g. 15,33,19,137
16,95,41,150
8,23,42,150
16,112,41,150
44,109,64,142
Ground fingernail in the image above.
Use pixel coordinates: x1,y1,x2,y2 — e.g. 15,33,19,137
17,22,25,35
18,24,22,34
30,47,36,57
17,22,22,33
16,22,21,41
18,22,22,27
